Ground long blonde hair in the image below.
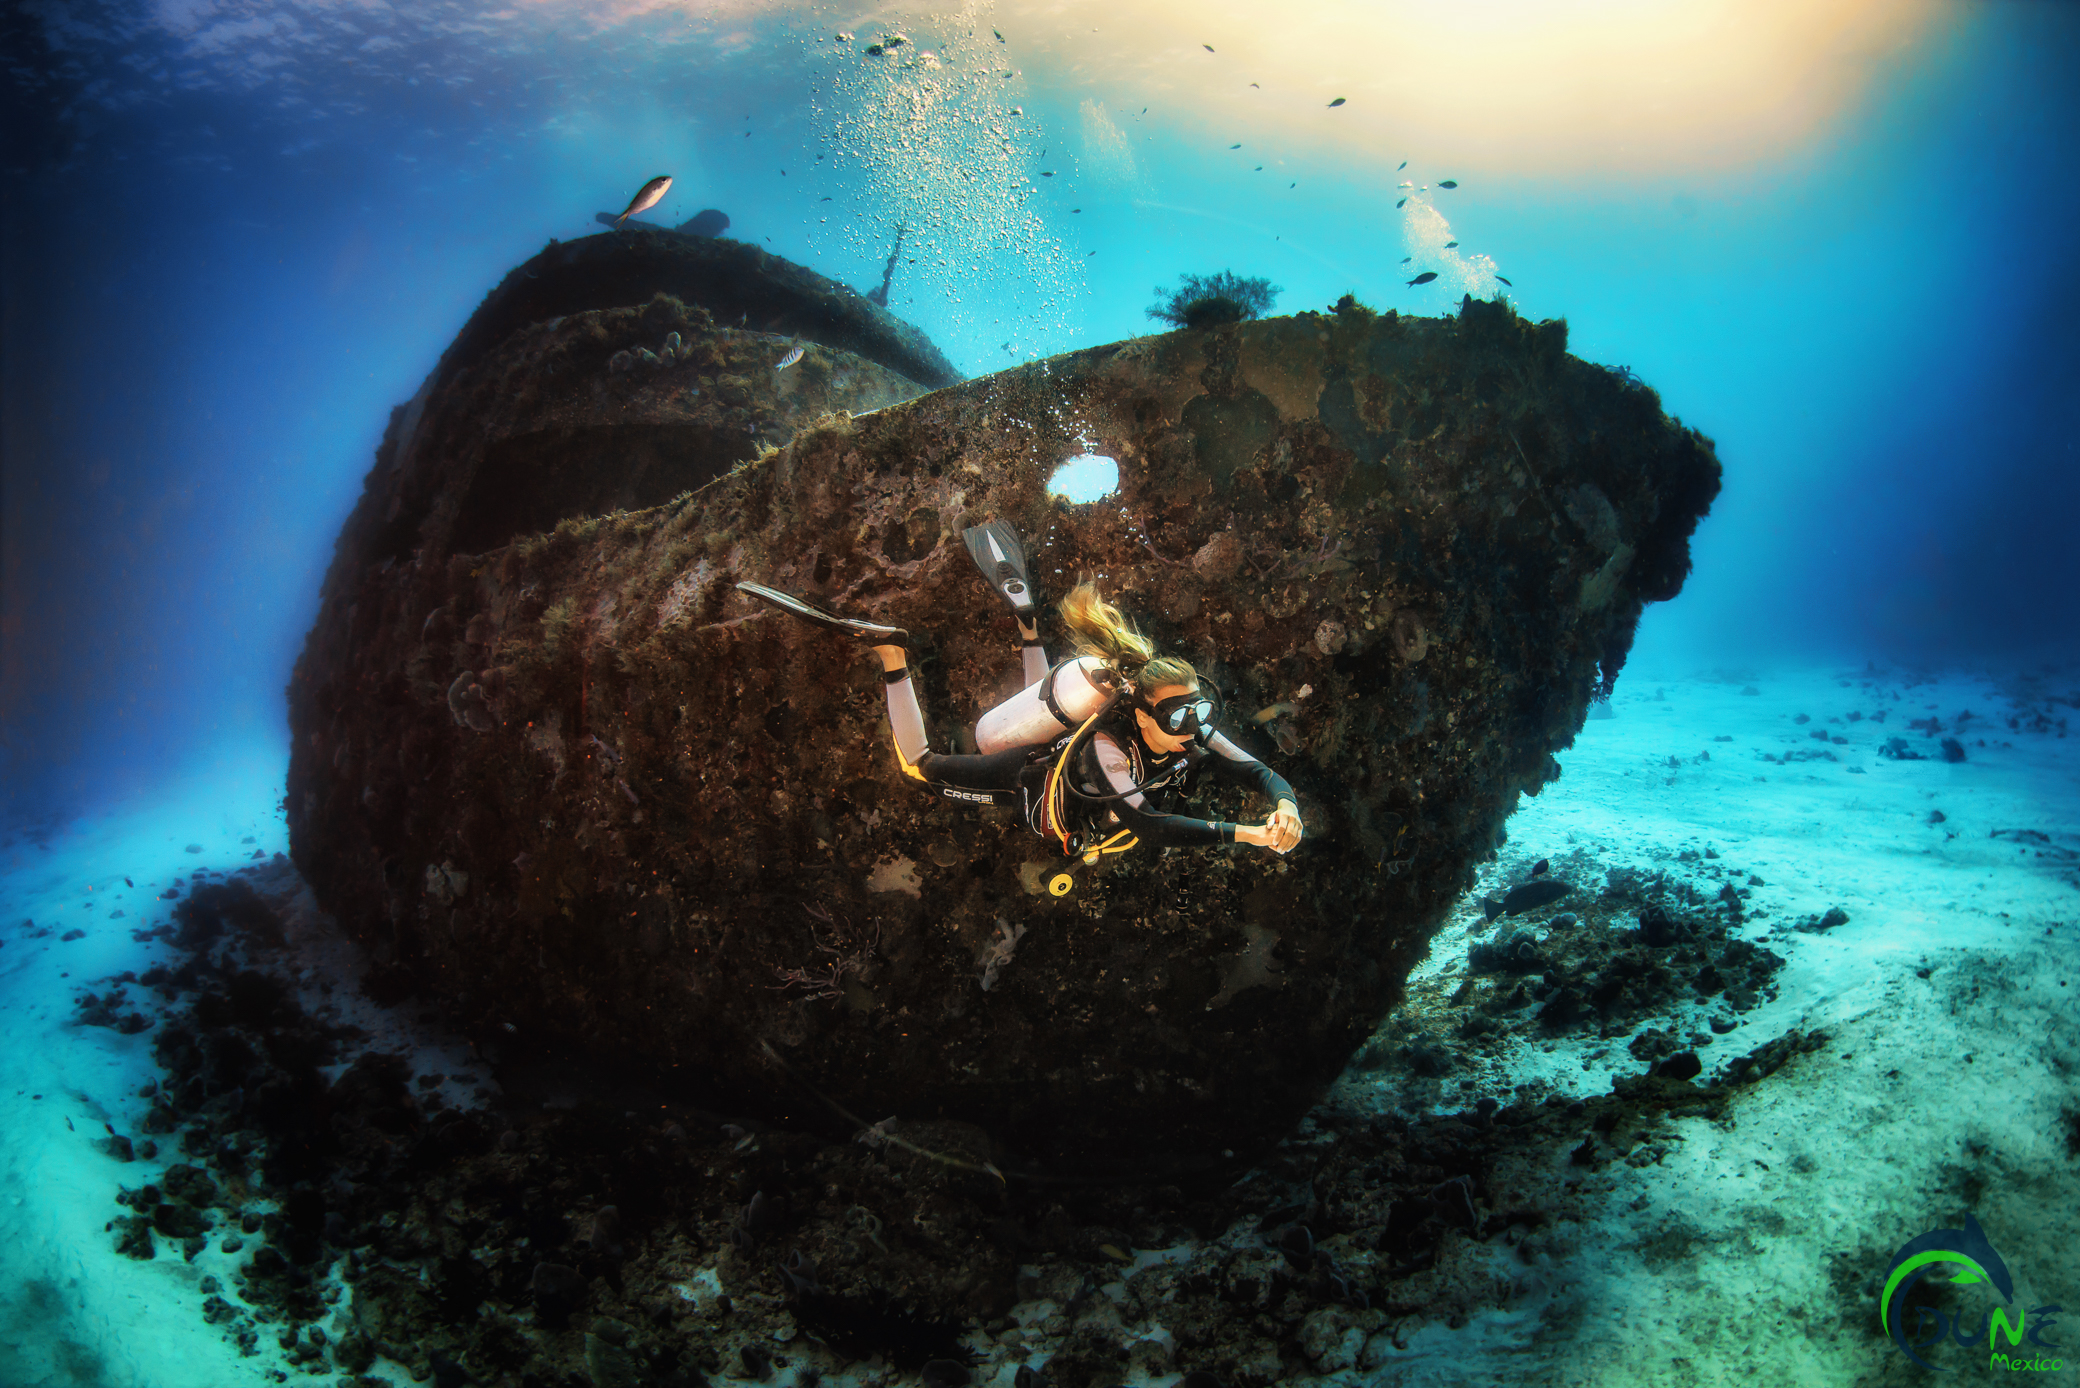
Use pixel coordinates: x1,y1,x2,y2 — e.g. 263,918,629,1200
1058,582,1200,692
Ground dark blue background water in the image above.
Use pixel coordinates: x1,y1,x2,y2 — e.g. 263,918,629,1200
4,0,2077,827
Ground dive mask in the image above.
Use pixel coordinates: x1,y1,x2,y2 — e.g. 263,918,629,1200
1148,690,1219,744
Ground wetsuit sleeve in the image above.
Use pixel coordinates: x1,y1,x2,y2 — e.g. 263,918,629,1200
1086,732,1234,848
1202,731,1296,805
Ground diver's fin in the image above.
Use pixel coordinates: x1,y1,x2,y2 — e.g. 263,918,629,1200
736,582,908,647
962,520,1038,618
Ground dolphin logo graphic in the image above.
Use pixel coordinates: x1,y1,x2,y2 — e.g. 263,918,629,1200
1880,1213,2015,1369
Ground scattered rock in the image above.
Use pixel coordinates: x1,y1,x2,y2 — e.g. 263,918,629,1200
1793,907,1851,935
1656,1051,1703,1082
532,1262,586,1327
115,1216,154,1260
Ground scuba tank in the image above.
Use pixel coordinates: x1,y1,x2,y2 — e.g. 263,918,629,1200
975,655,1118,755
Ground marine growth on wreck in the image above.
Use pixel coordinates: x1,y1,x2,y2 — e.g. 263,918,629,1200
287,234,1720,1180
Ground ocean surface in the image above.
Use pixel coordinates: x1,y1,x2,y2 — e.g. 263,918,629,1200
3,3,2078,1385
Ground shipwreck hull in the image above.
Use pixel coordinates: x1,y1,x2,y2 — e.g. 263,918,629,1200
289,295,1719,1177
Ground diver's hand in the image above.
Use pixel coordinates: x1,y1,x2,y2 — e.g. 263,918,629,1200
1237,802,1304,855
1266,799,1303,854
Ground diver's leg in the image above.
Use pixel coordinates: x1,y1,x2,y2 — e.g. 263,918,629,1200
912,744,1029,792
873,644,932,769
1017,618,1048,686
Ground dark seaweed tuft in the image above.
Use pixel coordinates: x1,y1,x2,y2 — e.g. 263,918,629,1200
1148,270,1281,329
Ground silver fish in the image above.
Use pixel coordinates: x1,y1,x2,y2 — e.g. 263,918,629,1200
775,344,805,370
613,175,671,228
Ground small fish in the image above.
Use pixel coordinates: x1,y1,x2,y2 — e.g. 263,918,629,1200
1396,198,1407,208
1438,179,1458,188
993,28,1004,41
1328,97,1345,107
1254,166,1262,171
1250,82,1260,88
1086,250,1097,256
124,877,133,887
1071,207,1081,213
1230,143,1242,149
1497,275,1513,286
1041,171,1054,177
819,195,832,201
1406,271,1436,285
744,128,752,136
775,344,805,370
1290,182,1296,188
1397,160,1407,170
1531,858,1549,877
1444,240,1458,248
1204,43,1215,52
612,175,671,228
1399,256,1411,263
1481,879,1572,921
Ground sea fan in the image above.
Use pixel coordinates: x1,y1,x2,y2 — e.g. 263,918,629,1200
1148,270,1282,330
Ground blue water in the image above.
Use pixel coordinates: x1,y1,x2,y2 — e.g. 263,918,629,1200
3,9,2080,1381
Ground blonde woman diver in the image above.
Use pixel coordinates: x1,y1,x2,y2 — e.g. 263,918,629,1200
737,521,1303,857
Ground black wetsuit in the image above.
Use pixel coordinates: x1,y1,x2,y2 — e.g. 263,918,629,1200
1078,716,1294,847
916,714,1293,847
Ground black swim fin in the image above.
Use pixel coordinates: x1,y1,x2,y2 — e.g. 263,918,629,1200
736,582,908,647
963,520,1038,618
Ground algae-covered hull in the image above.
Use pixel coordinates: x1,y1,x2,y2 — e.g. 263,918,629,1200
288,295,1719,1177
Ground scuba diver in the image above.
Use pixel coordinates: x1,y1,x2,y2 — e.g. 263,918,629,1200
737,522,1303,875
